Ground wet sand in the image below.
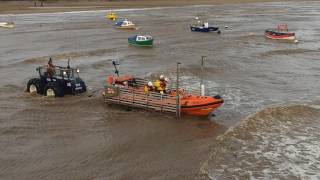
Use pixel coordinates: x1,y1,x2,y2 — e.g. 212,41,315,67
1,1,320,179
0,0,307,14
0,89,225,179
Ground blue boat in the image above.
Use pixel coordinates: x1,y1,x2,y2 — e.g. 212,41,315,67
190,22,221,34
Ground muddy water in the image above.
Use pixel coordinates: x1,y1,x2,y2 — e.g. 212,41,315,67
1,1,320,179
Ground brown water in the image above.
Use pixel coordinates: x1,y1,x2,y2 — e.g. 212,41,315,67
1,1,320,179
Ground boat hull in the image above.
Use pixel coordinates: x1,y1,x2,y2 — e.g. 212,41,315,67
115,25,136,29
106,13,117,20
0,22,15,28
265,30,295,40
190,26,220,33
180,96,224,116
128,39,153,46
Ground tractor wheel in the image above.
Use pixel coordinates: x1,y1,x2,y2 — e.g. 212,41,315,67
44,82,64,97
27,78,44,94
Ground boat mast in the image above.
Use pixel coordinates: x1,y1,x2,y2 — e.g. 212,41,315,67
112,60,120,77
176,62,181,118
200,56,206,96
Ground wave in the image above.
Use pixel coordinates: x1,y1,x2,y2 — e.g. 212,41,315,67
19,48,117,65
260,48,320,57
201,104,320,180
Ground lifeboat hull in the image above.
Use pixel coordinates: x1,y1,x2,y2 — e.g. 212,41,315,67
265,30,295,40
180,96,224,116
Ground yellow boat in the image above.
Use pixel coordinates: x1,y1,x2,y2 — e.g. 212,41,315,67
0,22,15,29
106,12,117,21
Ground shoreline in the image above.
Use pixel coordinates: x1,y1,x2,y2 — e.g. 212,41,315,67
0,0,305,15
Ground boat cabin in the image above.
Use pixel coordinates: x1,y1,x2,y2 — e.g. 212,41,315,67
122,20,134,26
136,35,152,41
277,24,289,32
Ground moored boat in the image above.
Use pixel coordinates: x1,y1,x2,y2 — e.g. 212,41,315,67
190,22,220,33
114,19,136,29
265,24,296,40
128,35,153,47
106,12,117,20
0,22,15,28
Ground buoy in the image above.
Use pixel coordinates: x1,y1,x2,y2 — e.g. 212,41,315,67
195,16,199,20
225,25,229,29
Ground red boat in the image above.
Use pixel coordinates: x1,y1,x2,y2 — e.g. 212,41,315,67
265,24,296,40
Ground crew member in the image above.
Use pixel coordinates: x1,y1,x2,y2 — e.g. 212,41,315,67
47,57,55,77
154,75,168,94
144,81,154,93
122,81,128,88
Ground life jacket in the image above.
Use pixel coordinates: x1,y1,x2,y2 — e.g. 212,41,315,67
144,85,154,93
154,79,166,91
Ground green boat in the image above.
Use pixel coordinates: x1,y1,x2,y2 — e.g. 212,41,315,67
128,35,153,47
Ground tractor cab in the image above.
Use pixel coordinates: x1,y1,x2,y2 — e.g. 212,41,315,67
37,66,80,80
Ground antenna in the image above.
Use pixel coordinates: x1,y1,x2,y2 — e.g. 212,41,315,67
176,62,181,119
67,58,70,69
200,56,206,96
112,59,120,77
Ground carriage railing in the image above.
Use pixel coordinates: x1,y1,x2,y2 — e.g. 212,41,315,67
134,78,201,96
104,84,179,114
168,82,201,96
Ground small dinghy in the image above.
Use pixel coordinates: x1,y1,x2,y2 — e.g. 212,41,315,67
106,12,117,21
115,19,136,29
0,22,15,28
190,22,220,33
265,24,296,41
106,12,117,20
128,35,153,47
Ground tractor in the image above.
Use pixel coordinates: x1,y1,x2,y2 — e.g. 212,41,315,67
27,61,86,97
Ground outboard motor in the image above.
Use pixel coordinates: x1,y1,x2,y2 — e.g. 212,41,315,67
213,95,222,99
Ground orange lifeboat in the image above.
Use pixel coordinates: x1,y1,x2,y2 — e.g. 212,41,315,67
105,75,224,117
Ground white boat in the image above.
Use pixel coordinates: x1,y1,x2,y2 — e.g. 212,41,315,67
0,22,15,28
114,19,136,29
